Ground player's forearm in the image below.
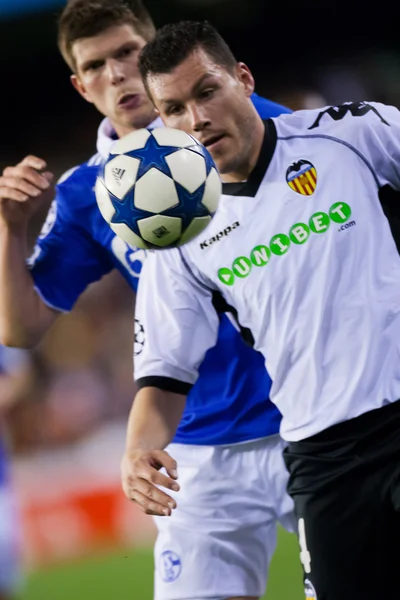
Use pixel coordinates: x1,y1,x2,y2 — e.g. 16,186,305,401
0,226,58,347
125,386,186,454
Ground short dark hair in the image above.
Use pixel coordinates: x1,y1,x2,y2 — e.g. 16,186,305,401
139,20,237,95
58,0,156,72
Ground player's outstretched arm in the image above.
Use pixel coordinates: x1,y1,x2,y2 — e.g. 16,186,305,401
122,246,219,516
0,155,60,347
121,386,185,516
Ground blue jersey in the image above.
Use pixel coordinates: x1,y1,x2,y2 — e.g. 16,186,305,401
30,94,291,445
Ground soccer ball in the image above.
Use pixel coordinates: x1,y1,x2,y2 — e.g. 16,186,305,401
95,127,222,249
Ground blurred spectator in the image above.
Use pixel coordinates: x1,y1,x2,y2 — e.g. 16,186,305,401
6,271,136,454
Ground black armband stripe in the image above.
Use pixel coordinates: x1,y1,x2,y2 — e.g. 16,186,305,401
136,376,193,395
212,291,255,348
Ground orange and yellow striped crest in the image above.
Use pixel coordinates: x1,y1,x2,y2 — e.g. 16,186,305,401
286,160,317,196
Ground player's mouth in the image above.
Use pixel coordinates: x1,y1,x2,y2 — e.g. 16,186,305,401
117,93,142,110
202,134,226,151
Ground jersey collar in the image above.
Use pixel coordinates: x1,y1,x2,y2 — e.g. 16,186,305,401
222,119,277,197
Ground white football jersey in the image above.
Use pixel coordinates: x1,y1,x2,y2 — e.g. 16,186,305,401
135,101,400,441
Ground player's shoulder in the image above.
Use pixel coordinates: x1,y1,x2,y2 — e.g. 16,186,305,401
143,246,198,284
272,101,398,140
145,246,179,269
55,151,102,208
57,151,102,187
251,93,292,118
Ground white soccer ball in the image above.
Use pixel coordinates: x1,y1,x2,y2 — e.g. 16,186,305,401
95,127,222,249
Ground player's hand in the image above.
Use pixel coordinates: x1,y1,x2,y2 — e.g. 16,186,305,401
0,155,54,231
121,449,180,516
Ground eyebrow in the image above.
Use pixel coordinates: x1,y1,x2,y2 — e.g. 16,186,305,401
161,73,215,107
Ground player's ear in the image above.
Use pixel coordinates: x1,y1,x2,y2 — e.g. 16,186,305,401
236,62,255,98
70,74,93,104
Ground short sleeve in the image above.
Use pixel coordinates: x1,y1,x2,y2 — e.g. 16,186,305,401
353,102,400,190
134,249,219,394
28,169,114,312
309,101,400,190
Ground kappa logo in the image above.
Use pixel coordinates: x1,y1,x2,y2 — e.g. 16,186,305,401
308,101,390,130
286,160,317,196
304,578,317,600
200,221,240,249
111,167,126,184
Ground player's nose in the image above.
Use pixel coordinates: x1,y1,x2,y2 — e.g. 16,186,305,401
106,59,126,85
189,104,211,134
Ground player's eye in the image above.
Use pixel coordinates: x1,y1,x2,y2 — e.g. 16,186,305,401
118,46,134,59
200,88,215,99
86,61,103,72
167,105,184,116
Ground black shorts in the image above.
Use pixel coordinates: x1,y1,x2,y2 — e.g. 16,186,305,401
284,399,400,600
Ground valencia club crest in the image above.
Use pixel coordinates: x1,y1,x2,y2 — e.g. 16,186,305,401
286,160,317,196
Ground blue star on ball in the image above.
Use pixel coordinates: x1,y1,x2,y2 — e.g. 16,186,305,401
110,188,150,231
129,132,179,181
166,181,211,231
